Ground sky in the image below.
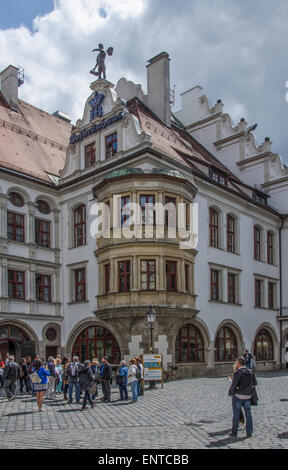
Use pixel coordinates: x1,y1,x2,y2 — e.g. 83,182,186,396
1,0,288,161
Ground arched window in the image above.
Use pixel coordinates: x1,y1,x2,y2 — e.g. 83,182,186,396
175,324,204,363
209,208,219,248
227,215,236,253
267,231,274,265
214,326,237,362
72,325,121,363
254,329,274,361
254,225,262,261
74,205,86,247
9,192,24,207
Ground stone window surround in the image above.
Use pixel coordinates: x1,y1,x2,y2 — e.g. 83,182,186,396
3,263,58,304
67,260,89,304
99,255,193,295
208,205,241,254
208,262,242,305
253,273,279,310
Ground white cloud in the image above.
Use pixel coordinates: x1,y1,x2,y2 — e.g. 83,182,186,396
0,0,288,160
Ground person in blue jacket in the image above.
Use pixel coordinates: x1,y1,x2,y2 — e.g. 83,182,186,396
116,360,128,401
32,360,50,412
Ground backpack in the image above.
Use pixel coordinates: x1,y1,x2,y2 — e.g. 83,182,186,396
69,363,79,377
135,366,141,380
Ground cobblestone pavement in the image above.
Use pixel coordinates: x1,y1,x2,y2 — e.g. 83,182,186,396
1,371,288,449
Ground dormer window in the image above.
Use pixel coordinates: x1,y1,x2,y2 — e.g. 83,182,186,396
209,169,227,186
253,190,268,206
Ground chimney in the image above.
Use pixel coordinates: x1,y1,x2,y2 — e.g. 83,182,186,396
146,52,171,127
0,65,19,112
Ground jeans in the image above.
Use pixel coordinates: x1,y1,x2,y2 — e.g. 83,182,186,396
232,395,253,436
19,376,31,393
4,379,16,398
82,391,93,408
119,384,128,400
0,375,4,388
68,381,80,403
137,381,141,396
130,381,138,402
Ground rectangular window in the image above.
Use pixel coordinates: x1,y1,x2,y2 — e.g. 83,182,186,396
118,261,130,292
210,269,219,301
141,260,156,291
185,264,189,292
121,196,130,226
164,196,176,226
7,211,25,242
75,268,86,302
228,273,236,304
254,226,261,261
8,270,25,300
268,282,275,309
255,279,262,307
140,195,155,225
105,132,117,159
209,208,219,248
104,264,110,294
85,143,96,168
267,232,274,265
35,219,50,248
227,215,236,253
36,274,51,302
166,261,177,291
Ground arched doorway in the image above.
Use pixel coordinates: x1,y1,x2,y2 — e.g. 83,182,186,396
72,325,121,363
214,326,237,362
254,329,274,361
0,325,35,362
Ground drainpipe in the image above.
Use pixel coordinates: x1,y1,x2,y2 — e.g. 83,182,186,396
279,214,287,369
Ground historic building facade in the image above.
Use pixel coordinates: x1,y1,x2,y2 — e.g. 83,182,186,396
0,54,287,377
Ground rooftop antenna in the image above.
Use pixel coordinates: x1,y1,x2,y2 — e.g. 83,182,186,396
170,85,176,107
18,67,24,87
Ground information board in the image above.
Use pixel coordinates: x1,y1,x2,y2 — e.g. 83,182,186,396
143,354,163,382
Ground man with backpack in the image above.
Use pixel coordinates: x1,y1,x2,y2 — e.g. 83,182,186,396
3,355,19,401
67,356,82,404
100,356,112,402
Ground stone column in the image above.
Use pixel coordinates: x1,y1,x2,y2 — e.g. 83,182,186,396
159,256,165,291
53,209,61,264
132,256,138,291
0,194,8,239
111,258,117,293
27,202,36,245
29,263,36,314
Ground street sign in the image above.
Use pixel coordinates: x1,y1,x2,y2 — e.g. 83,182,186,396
143,354,163,385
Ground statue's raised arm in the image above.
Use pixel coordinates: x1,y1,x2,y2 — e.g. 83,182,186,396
90,43,113,80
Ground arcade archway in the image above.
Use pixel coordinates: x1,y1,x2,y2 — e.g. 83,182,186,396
0,325,36,362
72,325,121,363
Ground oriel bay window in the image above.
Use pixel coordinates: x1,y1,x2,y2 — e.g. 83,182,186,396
165,196,176,226
36,274,51,302
35,219,50,248
141,260,156,291
74,205,86,247
74,268,86,302
140,195,155,225
176,324,204,363
105,132,117,159
166,261,177,291
118,261,130,292
7,211,25,242
8,270,25,300
85,142,96,168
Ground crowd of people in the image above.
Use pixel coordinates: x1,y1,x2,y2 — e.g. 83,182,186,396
0,353,144,412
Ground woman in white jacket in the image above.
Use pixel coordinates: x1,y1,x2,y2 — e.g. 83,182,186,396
127,358,138,403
